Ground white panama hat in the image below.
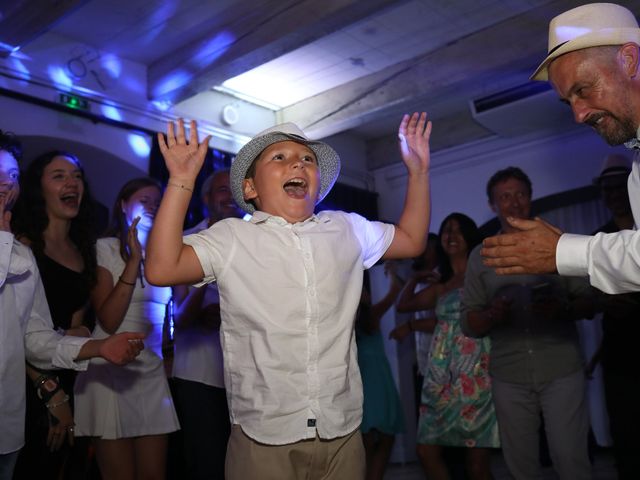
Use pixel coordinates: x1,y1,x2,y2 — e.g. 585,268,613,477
531,3,640,81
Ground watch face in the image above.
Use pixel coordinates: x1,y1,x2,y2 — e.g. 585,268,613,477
43,379,58,392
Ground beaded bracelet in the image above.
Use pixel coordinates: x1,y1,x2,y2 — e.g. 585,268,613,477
46,394,70,410
167,181,193,193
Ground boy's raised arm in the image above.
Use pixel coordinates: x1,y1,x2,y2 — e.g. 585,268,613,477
146,119,209,286
383,112,432,260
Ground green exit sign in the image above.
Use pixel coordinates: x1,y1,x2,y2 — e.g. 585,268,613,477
59,93,89,111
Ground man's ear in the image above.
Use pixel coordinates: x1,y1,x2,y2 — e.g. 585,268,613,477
489,201,497,215
620,43,640,78
243,178,257,200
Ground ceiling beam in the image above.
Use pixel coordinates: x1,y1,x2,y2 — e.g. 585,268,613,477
147,0,405,102
0,0,87,57
279,0,615,140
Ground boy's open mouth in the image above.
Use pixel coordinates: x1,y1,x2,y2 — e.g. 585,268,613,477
283,178,308,198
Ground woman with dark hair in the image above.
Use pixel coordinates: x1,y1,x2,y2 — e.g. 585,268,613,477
11,151,98,479
73,177,179,480
397,213,499,480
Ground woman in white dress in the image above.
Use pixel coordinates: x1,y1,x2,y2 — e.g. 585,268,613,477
74,177,179,480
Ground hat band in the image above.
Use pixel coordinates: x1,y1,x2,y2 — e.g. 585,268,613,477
548,40,569,55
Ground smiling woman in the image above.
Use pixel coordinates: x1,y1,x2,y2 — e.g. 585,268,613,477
11,151,98,480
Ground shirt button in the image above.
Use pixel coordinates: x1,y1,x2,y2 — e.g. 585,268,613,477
528,349,533,354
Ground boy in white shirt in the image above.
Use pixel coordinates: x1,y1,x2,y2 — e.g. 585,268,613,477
146,113,432,479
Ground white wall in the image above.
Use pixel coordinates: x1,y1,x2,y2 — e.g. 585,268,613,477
374,128,628,231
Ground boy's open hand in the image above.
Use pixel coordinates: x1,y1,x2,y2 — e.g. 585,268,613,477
158,119,211,184
398,112,431,175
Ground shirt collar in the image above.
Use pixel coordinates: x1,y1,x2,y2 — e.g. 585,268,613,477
624,126,640,150
0,232,33,288
249,210,324,226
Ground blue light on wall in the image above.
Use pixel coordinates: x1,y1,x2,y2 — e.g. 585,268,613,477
47,65,73,89
100,54,122,78
128,133,151,158
101,103,122,121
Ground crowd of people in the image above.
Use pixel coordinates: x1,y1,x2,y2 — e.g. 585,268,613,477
1,3,640,480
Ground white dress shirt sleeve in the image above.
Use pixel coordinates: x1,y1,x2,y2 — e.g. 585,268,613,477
557,230,640,294
0,231,90,370
557,155,640,294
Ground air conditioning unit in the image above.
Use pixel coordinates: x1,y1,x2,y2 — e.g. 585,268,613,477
470,82,579,137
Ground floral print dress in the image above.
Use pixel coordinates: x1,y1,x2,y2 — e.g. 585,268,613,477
417,288,499,447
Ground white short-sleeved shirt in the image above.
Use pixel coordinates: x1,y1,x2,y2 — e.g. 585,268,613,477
183,210,395,445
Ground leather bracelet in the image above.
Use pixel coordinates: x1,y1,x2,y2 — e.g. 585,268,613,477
35,375,61,403
118,276,136,286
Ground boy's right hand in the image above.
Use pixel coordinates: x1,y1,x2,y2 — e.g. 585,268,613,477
157,118,212,185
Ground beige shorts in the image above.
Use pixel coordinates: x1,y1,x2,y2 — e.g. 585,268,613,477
225,425,365,480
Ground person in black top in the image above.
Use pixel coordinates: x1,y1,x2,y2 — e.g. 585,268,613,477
587,154,640,480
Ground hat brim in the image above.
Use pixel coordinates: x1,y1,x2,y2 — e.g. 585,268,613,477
230,132,341,214
531,28,640,81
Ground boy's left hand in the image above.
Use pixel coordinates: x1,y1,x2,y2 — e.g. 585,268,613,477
398,112,431,175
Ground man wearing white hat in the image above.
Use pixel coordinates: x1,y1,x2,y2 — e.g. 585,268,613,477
482,3,640,295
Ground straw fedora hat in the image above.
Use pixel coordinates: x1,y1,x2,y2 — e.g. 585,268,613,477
531,3,640,81
230,123,341,214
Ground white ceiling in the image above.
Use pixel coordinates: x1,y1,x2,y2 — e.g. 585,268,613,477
2,0,640,169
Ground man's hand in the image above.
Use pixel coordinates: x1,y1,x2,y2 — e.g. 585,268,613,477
98,332,145,365
481,217,562,275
